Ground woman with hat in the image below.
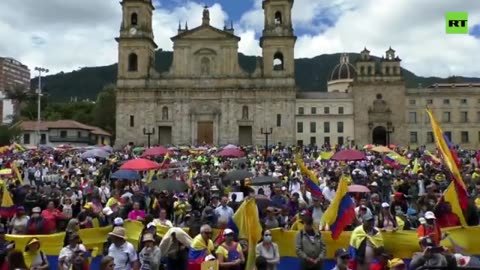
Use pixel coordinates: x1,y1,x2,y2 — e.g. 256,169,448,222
215,228,245,270
58,233,87,270
25,207,47,235
23,238,49,270
139,233,161,270
107,227,139,270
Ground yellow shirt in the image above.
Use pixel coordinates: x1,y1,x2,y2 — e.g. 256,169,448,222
475,197,480,209
106,197,119,208
291,220,304,231
215,242,243,259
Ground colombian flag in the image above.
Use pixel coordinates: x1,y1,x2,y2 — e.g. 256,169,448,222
442,181,467,227
321,176,355,240
296,154,323,197
426,109,468,210
188,234,215,263
228,198,262,270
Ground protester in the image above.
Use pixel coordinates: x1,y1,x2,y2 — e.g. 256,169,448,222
331,248,351,270
58,233,87,270
295,215,326,270
138,233,161,270
107,227,139,270
256,230,280,270
216,228,245,270
23,238,49,270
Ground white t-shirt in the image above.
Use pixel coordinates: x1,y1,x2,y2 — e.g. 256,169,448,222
59,244,87,270
108,241,138,270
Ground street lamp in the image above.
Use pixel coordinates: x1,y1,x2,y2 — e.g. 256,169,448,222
260,127,272,161
34,67,48,146
143,127,155,148
386,121,395,146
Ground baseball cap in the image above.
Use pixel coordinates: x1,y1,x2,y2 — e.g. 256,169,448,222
424,211,436,220
113,217,124,226
381,202,390,208
335,248,349,258
388,258,405,268
223,228,234,236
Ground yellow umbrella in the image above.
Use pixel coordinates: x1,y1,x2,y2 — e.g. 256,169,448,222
371,145,393,153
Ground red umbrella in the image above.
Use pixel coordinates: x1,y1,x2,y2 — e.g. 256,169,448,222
216,148,245,158
348,184,370,193
331,149,366,161
141,146,173,157
120,158,160,171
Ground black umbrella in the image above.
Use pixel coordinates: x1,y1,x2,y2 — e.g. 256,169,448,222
251,176,280,186
224,170,253,182
254,194,275,210
148,178,188,192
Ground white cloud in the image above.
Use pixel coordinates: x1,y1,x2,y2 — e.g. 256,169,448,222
0,0,478,78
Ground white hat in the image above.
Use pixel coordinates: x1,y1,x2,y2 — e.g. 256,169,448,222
370,182,378,187
102,207,113,216
381,202,390,208
419,217,426,224
147,222,156,230
425,211,436,219
281,186,287,191
223,228,234,236
205,255,216,261
113,217,124,226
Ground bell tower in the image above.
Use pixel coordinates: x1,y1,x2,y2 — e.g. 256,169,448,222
260,0,296,77
116,0,157,79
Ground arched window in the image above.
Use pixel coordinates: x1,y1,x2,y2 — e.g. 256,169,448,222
162,106,168,120
273,52,284,71
242,106,249,120
274,11,283,25
131,13,138,26
128,53,138,71
200,57,210,75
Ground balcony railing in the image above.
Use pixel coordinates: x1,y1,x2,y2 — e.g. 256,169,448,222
49,136,95,144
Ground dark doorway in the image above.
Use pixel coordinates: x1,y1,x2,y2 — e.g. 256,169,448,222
372,126,387,145
238,126,252,145
158,126,172,145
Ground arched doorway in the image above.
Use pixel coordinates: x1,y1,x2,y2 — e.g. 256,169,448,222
372,126,387,145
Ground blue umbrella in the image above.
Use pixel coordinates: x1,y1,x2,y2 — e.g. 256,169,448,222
111,170,141,181
81,149,110,159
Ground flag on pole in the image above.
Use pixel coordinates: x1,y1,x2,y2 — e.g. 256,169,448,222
426,109,468,210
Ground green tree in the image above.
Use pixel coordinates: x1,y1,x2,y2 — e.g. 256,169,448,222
0,124,22,146
3,84,34,117
93,85,116,136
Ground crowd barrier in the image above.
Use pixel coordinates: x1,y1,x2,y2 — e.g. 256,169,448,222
5,221,479,270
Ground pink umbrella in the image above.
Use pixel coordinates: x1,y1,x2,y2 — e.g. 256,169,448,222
331,149,366,161
348,184,370,193
141,146,173,157
120,158,160,171
216,148,245,158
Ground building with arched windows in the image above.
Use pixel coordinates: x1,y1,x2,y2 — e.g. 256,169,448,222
115,0,480,148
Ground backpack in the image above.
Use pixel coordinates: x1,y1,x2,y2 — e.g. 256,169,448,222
40,251,47,265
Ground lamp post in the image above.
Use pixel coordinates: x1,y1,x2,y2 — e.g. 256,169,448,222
260,127,272,161
386,121,395,146
143,127,155,148
34,67,48,146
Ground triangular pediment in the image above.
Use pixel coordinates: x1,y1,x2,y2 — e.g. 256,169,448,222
171,25,240,41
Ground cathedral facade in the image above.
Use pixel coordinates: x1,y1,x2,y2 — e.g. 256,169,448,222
115,0,297,147
115,0,480,149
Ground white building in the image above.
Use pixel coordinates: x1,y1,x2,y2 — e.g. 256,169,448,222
0,91,13,124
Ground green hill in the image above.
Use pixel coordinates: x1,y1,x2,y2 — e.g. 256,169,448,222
32,51,480,102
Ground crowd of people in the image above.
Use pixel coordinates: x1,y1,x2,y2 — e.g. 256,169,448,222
0,143,479,270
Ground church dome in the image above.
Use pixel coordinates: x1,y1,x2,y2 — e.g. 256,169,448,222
330,53,356,81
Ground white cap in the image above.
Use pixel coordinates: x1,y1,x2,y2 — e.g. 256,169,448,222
205,255,216,261
223,228,234,236
381,202,390,208
113,217,124,226
425,211,436,219
281,186,287,191
419,217,426,224
370,182,378,187
147,222,156,229
102,207,113,216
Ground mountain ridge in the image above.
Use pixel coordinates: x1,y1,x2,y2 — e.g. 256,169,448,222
31,51,480,102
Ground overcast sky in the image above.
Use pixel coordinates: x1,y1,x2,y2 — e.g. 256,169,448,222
0,0,479,78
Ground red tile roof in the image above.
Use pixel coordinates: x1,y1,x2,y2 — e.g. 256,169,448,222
18,120,111,136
